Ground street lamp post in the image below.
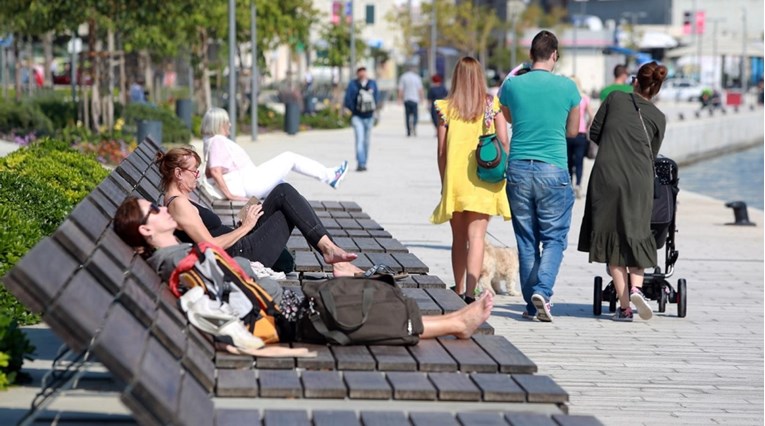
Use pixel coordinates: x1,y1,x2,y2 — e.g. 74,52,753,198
571,0,588,76
228,0,237,137
251,0,258,141
349,0,355,78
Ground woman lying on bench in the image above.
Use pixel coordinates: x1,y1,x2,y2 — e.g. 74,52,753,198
113,196,494,355
156,147,362,277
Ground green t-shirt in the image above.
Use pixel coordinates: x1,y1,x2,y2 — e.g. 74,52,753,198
499,70,581,171
599,83,633,101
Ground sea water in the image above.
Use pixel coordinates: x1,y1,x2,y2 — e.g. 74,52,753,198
679,144,764,210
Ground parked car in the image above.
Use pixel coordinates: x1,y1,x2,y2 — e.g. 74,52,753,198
52,64,93,85
658,78,705,102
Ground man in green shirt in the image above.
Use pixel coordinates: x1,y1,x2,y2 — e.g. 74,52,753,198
599,64,633,101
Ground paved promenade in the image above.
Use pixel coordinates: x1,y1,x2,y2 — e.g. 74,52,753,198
1,103,762,425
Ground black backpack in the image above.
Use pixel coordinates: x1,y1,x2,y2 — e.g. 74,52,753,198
355,82,376,114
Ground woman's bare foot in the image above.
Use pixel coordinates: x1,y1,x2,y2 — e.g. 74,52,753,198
455,292,494,339
332,261,364,277
216,342,317,358
322,246,358,265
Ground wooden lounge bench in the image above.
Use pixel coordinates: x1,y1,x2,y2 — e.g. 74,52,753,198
1,137,603,425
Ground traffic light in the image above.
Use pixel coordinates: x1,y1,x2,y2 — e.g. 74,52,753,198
683,11,692,35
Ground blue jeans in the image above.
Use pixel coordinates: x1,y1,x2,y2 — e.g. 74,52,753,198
351,115,374,168
506,160,574,315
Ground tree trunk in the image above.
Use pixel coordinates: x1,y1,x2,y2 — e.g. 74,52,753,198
43,32,53,88
194,27,212,113
89,20,101,131
26,36,33,95
118,33,126,105
106,29,115,131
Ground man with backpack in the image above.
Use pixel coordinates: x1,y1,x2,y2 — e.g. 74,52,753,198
344,67,379,172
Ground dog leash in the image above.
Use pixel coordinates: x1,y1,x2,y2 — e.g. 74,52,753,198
486,231,513,249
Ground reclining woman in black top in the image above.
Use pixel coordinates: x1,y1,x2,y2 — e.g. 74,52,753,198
156,147,361,277
112,197,495,353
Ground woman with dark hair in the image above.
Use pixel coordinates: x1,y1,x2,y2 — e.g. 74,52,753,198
155,147,361,277
427,74,448,129
578,61,668,322
112,196,495,347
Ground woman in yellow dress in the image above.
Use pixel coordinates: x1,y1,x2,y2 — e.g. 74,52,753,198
430,56,511,303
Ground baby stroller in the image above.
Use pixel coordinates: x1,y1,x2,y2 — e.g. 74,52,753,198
593,156,687,318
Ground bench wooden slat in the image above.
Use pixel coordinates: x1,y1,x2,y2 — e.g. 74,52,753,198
551,414,604,426
425,288,465,313
328,210,351,218
438,337,498,373
321,217,341,229
215,352,253,369
263,409,311,426
409,412,461,426
215,409,261,426
374,238,409,253
333,237,359,253
84,248,127,294
412,275,448,289
258,370,302,398
98,229,136,268
117,280,157,334
181,339,216,393
368,345,417,371
511,375,569,403
328,228,349,238
503,412,558,426
360,411,410,426
392,253,429,274
470,373,526,402
386,371,436,400
472,335,538,374
52,220,97,263
131,338,183,422
216,369,258,397
92,303,149,382
116,163,143,186
301,370,347,399
396,276,418,288
331,345,376,370
313,410,361,426
316,210,332,218
367,229,393,238
69,198,111,240
345,229,370,238
456,412,508,425
350,254,375,272
321,201,344,211
348,211,371,219
401,288,442,315
365,253,402,272
11,238,79,310
343,371,392,399
45,270,114,351
335,218,362,230
89,188,119,216
353,238,385,253
255,344,296,369
176,371,216,426
294,251,322,272
287,235,311,252
339,201,362,211
355,219,384,230
295,343,336,370
428,372,481,401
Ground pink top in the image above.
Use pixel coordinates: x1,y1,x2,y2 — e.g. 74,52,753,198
203,134,254,173
578,95,590,133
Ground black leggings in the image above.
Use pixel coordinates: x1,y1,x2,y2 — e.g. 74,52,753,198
227,183,328,267
566,133,588,186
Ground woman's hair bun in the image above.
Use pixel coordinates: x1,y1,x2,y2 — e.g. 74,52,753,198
155,151,165,164
652,65,668,83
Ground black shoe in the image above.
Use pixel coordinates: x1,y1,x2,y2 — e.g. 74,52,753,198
356,166,367,172
463,295,475,304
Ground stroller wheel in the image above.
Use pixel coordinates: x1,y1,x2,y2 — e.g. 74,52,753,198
608,282,617,313
593,276,603,316
677,279,687,318
658,285,668,313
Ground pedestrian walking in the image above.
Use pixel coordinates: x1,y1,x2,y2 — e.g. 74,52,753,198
344,67,380,172
430,56,511,303
427,74,448,129
498,30,581,322
398,66,424,137
566,76,594,199
578,61,668,322
600,64,633,101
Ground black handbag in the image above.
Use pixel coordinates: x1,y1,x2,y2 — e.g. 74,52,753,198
297,275,423,346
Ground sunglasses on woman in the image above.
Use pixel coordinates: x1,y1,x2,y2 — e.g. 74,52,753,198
141,202,161,225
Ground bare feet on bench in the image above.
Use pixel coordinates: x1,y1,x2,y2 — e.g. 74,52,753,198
331,261,364,277
218,342,317,358
455,292,494,339
318,236,359,266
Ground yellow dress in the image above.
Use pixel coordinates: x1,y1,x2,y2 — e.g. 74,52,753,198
430,96,511,224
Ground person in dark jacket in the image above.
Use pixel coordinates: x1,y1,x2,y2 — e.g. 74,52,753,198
427,74,448,129
344,67,380,171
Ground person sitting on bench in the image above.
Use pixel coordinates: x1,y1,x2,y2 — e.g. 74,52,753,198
113,196,495,352
156,147,362,277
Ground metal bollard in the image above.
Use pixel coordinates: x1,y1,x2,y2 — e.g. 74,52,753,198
137,120,163,145
724,201,756,226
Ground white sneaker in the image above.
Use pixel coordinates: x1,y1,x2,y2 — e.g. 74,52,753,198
630,288,653,320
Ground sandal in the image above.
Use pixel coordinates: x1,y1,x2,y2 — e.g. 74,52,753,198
354,264,409,281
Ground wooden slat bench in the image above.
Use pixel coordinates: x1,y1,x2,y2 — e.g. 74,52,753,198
1,137,603,426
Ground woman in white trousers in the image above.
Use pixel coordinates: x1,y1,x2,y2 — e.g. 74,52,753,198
201,108,348,201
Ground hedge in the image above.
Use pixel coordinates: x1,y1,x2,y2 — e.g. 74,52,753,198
0,139,109,389
0,101,53,136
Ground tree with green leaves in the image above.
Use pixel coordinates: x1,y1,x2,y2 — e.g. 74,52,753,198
313,20,367,82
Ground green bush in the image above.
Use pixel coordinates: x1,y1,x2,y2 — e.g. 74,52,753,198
123,103,191,144
301,107,350,130
0,316,35,390
27,94,77,130
0,101,54,136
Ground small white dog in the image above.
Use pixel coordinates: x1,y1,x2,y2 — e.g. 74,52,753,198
478,240,520,296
